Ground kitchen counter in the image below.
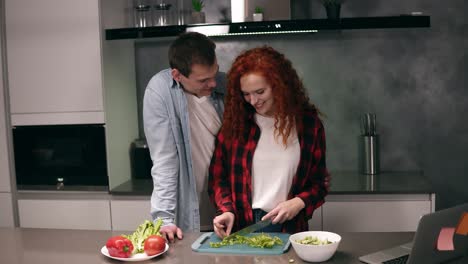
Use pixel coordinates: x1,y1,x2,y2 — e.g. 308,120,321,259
110,170,433,195
102,171,436,232
0,227,416,264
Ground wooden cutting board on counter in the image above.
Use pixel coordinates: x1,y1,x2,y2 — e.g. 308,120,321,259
191,232,291,255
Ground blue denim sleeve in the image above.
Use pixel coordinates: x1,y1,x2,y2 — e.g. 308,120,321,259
143,77,179,227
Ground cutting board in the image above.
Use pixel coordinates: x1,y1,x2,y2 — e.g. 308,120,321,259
191,232,291,255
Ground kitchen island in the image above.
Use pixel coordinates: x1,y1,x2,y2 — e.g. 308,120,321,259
1,227,416,264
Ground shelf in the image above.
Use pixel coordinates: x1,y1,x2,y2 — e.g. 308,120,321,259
105,15,430,40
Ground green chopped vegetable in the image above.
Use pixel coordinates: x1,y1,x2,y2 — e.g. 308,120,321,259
295,235,332,245
123,219,163,254
210,233,283,248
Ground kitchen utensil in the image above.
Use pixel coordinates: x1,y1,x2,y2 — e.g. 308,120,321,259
226,219,272,238
361,113,377,136
359,112,380,175
191,232,291,255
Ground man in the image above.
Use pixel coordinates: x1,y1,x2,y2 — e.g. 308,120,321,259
143,32,226,242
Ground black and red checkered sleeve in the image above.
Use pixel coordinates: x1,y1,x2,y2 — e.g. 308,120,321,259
208,132,235,215
295,114,329,218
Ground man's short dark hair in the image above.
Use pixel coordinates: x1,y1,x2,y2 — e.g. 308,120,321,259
168,32,216,77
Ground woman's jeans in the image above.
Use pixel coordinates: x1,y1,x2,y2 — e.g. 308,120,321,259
252,209,282,232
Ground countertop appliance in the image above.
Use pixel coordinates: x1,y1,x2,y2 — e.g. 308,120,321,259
131,139,152,180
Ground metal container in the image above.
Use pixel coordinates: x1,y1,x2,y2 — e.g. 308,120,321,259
359,135,380,175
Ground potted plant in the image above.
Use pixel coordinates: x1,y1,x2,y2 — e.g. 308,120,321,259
191,0,205,24
253,6,264,22
319,0,344,20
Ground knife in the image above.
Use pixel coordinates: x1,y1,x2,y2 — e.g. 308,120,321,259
225,219,272,238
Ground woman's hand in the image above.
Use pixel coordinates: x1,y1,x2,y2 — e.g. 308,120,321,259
213,212,235,239
262,197,305,224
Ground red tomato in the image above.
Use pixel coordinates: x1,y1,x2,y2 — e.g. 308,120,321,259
144,235,166,256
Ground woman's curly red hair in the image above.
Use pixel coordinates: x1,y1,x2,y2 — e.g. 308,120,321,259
221,46,318,145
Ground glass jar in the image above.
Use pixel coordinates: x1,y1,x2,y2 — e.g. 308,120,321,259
134,4,152,28
176,0,185,25
154,3,173,26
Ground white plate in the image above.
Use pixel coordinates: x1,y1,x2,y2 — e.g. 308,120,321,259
101,243,169,262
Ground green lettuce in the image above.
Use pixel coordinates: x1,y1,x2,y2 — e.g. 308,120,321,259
123,219,163,253
210,233,283,248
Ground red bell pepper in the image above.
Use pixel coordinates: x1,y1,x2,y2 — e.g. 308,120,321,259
106,236,134,258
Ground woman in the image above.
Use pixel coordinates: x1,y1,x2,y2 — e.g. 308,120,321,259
208,46,329,238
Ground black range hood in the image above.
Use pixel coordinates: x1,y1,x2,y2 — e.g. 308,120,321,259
105,15,430,40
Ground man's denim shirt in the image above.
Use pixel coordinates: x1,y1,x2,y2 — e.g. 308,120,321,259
143,69,225,231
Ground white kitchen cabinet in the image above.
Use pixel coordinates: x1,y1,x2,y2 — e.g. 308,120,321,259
111,196,323,232
0,23,15,227
5,0,104,125
322,194,435,232
0,87,10,192
0,93,14,225
0,22,11,193
0,193,15,227
18,192,111,230
110,197,152,231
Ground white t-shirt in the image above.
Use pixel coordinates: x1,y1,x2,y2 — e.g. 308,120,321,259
251,114,301,212
185,92,221,230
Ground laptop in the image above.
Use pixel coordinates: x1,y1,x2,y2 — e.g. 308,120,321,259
359,203,468,264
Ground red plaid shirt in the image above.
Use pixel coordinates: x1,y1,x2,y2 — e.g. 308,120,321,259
208,107,329,233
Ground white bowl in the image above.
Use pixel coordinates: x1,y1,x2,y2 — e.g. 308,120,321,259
289,231,341,262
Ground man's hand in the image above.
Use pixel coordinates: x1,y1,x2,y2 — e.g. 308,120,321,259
160,224,183,243
213,212,235,239
262,197,305,224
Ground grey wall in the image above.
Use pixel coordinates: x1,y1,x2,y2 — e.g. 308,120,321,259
135,0,467,210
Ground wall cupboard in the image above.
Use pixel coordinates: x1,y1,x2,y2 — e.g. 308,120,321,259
5,0,104,125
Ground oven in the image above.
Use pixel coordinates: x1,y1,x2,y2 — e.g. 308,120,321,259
12,124,108,190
